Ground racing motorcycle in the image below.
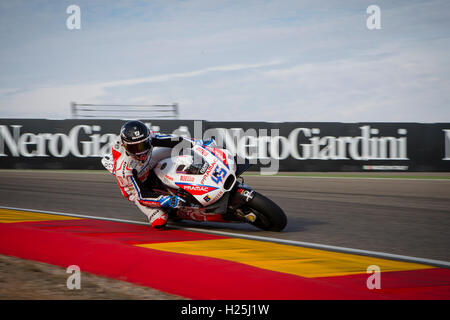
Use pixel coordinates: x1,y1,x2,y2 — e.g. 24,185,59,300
152,141,287,231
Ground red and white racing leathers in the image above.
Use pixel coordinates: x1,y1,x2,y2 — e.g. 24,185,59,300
102,134,192,228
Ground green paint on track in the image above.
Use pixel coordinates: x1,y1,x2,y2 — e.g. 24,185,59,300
242,173,450,180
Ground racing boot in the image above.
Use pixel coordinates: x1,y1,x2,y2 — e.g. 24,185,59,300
148,209,168,230
135,201,168,230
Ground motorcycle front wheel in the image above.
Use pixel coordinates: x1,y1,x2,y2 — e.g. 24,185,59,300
242,192,287,232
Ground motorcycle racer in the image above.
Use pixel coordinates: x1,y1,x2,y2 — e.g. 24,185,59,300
101,120,205,229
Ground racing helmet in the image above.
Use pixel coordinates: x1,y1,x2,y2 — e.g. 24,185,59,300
120,120,153,161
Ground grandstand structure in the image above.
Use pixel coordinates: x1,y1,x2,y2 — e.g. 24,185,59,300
70,102,179,119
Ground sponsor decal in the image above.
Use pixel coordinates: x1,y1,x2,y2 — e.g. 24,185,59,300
180,175,195,182
212,190,224,202
0,124,410,161
10,122,450,172
195,145,209,157
206,146,229,168
176,183,218,195
116,175,126,187
122,161,128,178
239,189,254,202
164,174,174,181
214,125,409,160
200,160,218,185
0,124,117,158
203,195,211,202
199,161,209,174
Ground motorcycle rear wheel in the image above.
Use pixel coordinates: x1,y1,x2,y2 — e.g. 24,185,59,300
243,192,287,232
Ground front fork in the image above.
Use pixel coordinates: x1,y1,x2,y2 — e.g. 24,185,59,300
224,183,256,222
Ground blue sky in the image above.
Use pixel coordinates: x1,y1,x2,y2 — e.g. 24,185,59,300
0,0,449,122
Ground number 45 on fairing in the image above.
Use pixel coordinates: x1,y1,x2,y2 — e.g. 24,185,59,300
211,167,227,184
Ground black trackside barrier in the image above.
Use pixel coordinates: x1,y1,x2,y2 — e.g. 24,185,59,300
0,119,449,171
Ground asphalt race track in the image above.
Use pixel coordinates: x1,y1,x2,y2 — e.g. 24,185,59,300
0,170,449,262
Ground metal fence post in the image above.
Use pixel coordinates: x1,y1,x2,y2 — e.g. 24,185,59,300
71,102,77,119
173,103,179,119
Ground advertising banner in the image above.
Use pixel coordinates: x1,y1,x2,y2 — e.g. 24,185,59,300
0,119,448,171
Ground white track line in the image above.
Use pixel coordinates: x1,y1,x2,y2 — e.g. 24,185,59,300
1,205,449,268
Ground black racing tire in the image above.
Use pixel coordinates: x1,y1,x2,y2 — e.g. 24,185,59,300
243,192,287,231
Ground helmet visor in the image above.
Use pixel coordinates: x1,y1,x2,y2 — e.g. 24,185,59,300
123,137,151,156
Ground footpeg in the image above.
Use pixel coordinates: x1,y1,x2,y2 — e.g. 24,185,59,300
244,213,256,222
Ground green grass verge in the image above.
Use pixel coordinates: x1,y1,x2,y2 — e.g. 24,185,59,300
242,172,450,180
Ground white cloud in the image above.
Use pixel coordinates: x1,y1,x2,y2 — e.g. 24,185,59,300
0,60,283,118
101,60,283,87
